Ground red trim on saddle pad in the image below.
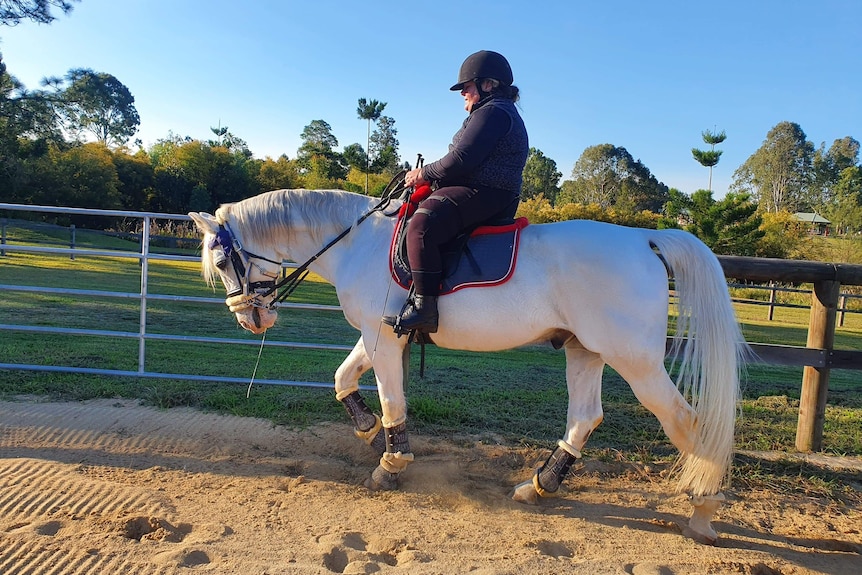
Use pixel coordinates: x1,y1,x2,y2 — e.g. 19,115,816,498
388,214,529,295
471,217,529,236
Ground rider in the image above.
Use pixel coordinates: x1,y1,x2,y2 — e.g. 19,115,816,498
383,50,529,333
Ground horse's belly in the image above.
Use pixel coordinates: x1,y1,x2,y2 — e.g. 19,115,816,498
430,310,558,352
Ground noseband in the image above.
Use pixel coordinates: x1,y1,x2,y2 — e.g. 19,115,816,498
209,223,281,312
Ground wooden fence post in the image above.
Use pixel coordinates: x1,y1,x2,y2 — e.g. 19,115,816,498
767,281,776,321
795,279,840,452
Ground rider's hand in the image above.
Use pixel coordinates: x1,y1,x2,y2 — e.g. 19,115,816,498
404,168,427,187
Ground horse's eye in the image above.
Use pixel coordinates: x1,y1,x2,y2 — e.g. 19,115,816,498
213,251,228,269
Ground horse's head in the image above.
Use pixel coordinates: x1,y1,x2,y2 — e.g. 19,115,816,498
189,211,280,334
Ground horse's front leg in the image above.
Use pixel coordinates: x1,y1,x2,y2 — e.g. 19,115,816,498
364,338,412,491
335,337,385,455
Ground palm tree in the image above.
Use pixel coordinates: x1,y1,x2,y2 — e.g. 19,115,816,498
357,98,386,193
692,128,727,192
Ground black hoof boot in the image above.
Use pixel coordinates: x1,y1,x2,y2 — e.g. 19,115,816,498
382,295,438,334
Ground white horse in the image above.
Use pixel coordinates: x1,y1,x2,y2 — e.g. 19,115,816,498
189,188,746,543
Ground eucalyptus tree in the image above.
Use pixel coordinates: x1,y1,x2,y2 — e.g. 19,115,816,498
23,142,122,216
812,136,860,211
298,119,339,158
521,147,561,203
342,143,367,171
52,68,140,147
146,135,258,212
691,128,726,192
824,165,862,234
559,144,630,208
369,115,400,175
257,154,301,192
357,98,386,192
559,144,668,212
297,119,347,183
731,121,814,213
0,56,67,199
111,148,155,211
0,0,79,195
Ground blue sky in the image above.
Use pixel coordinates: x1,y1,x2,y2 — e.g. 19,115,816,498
2,0,860,197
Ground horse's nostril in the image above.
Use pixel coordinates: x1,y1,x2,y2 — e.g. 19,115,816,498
252,308,261,329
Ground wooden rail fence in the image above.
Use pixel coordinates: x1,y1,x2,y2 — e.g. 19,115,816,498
716,256,862,452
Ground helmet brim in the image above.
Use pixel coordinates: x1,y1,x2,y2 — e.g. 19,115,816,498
449,82,466,91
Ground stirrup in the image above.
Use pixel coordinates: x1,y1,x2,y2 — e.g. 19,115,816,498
382,314,437,337
381,311,414,338
382,294,437,336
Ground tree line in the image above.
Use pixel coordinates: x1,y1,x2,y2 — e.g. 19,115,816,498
1,1,860,261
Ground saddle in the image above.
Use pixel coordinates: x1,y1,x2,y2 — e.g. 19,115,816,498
389,184,529,294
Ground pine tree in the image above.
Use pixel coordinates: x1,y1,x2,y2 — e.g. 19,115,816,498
356,98,386,193
692,129,726,192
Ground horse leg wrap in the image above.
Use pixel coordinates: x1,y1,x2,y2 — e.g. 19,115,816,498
380,423,414,474
338,391,385,454
383,422,410,453
339,390,379,432
533,440,581,497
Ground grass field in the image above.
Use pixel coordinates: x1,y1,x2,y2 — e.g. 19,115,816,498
2,225,861,480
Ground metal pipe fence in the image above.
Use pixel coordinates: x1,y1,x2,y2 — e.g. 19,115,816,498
0,203,359,390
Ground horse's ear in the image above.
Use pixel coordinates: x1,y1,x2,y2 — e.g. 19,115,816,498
188,212,219,234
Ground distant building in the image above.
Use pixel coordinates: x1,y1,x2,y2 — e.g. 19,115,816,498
794,212,831,235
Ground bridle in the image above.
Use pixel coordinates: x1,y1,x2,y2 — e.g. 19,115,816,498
209,171,410,313
208,222,282,312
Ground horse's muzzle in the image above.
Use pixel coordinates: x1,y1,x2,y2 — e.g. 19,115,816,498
225,294,277,334
235,306,277,334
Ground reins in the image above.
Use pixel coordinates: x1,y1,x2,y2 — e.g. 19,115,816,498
260,171,409,309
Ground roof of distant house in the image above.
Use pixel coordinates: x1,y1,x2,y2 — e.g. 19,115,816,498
794,212,831,224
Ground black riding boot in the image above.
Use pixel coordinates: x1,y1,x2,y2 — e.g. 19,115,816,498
383,294,439,333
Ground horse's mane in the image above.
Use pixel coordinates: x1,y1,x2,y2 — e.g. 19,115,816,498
204,190,382,281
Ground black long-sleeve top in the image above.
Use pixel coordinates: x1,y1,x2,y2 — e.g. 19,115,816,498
421,95,528,194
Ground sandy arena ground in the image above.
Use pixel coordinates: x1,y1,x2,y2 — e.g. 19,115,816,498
1,397,860,574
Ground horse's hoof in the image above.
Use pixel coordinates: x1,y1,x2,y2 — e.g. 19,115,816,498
685,493,724,544
511,479,539,505
365,465,399,491
683,522,718,545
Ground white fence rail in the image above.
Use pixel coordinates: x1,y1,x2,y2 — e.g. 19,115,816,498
0,203,365,390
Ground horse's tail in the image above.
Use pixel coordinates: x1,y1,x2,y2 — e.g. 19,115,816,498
647,229,747,496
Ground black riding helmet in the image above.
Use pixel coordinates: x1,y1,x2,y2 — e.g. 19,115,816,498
449,50,514,91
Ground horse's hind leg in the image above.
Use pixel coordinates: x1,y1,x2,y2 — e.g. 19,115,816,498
335,338,385,455
611,358,724,543
513,344,604,504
